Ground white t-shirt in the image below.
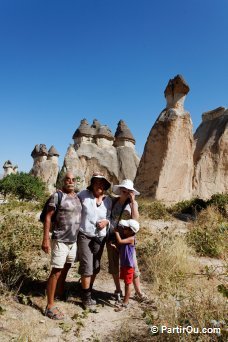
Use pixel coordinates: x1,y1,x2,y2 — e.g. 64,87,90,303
78,189,112,237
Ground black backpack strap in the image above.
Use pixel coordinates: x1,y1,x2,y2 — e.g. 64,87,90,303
56,190,63,207
111,197,131,225
52,191,63,223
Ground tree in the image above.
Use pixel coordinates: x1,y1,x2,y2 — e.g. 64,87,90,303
0,172,47,201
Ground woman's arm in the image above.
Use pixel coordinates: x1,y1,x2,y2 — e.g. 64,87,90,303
128,192,139,220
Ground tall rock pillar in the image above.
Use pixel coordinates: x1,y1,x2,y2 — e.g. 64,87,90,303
134,75,194,203
193,107,228,199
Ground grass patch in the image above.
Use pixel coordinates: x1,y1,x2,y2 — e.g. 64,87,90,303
136,231,227,341
186,206,228,258
0,200,47,293
138,198,171,220
137,233,196,291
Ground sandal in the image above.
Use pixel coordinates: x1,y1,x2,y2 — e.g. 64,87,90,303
114,303,128,312
44,306,65,320
133,292,149,303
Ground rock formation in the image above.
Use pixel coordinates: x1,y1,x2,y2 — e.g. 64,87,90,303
3,160,18,177
30,144,60,193
134,75,194,203
63,119,140,189
193,107,228,199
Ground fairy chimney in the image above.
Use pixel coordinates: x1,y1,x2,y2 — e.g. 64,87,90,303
193,107,228,199
47,145,60,164
134,75,194,203
114,120,136,148
30,144,59,193
3,160,15,177
95,125,114,147
31,144,48,162
63,118,140,188
72,119,94,146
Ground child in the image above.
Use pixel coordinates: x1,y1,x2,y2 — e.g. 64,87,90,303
114,219,139,311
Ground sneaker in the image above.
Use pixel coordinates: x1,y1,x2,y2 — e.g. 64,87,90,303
82,298,97,309
133,292,149,303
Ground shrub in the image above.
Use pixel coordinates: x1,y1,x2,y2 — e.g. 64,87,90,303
186,206,228,258
0,201,47,292
208,193,228,217
0,172,47,201
168,198,207,216
169,194,228,218
138,198,170,220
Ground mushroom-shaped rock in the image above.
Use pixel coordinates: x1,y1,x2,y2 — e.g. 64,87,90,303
72,119,94,139
48,145,60,157
31,144,48,158
95,125,114,140
3,160,13,169
114,120,135,144
91,119,101,130
163,74,190,112
164,74,190,97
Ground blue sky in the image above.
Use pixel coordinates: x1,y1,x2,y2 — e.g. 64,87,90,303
0,0,227,173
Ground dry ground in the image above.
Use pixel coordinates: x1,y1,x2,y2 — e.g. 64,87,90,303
0,210,227,342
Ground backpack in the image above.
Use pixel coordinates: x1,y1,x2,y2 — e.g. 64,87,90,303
40,191,63,223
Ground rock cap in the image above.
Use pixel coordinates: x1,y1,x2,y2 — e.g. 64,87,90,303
114,120,135,144
48,145,60,157
164,74,190,97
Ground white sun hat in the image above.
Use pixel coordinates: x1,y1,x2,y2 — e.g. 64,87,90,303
119,219,140,233
112,179,140,196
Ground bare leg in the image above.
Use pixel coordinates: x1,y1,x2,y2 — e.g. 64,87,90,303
123,283,132,305
47,268,62,308
81,275,91,290
133,276,142,296
55,263,71,298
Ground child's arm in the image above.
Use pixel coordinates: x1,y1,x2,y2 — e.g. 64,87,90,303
115,231,134,245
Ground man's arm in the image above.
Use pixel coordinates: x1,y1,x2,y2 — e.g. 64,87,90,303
114,230,134,245
42,208,55,254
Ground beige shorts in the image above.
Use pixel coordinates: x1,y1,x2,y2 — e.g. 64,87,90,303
51,240,77,269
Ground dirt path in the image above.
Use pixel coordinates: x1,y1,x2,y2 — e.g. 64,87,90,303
0,267,153,342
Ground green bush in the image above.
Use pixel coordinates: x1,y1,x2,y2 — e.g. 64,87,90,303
168,198,207,216
169,194,228,218
0,172,47,201
208,193,228,217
